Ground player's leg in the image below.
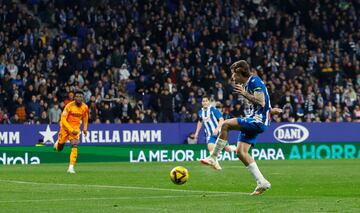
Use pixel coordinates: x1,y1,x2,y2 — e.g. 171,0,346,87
207,143,215,153
224,144,237,152
68,130,81,173
200,118,240,169
210,118,241,158
236,135,270,195
206,135,217,152
67,139,79,174
236,141,254,165
54,128,67,152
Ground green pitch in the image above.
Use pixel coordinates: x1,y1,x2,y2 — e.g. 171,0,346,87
1,159,360,212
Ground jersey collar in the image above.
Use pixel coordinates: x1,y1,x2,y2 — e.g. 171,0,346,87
202,105,211,111
244,75,254,87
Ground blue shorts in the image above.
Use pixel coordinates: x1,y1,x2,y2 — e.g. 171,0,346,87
207,134,219,144
236,118,267,146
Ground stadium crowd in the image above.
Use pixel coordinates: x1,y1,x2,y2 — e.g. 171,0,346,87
0,0,359,124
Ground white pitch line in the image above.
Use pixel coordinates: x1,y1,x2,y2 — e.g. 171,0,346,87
0,194,234,204
0,179,250,195
120,206,167,212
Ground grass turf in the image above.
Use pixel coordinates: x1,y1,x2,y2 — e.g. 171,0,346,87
0,159,360,212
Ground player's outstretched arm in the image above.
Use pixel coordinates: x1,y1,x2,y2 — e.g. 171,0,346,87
83,106,89,135
212,107,224,136
194,121,202,139
234,84,265,107
213,117,224,136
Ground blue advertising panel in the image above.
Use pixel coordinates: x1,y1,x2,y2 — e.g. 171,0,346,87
258,123,360,143
0,123,359,146
0,124,180,146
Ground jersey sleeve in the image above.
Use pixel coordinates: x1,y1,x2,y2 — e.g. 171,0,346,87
211,106,223,119
249,77,264,93
82,104,89,131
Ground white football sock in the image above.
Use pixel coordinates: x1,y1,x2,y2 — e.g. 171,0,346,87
69,164,74,170
246,162,266,184
210,138,227,159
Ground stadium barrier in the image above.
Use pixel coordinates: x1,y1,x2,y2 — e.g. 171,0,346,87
0,123,360,164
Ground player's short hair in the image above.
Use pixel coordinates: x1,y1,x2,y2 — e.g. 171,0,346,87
74,90,84,96
230,60,251,77
202,95,209,100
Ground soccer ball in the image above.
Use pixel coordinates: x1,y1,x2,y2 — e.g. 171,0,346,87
170,166,189,185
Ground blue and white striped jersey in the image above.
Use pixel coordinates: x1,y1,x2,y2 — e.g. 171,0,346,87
244,75,271,126
198,106,223,137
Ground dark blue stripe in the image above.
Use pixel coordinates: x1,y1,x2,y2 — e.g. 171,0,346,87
210,111,218,129
204,122,213,136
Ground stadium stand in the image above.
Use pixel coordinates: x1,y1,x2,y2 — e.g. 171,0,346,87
0,0,359,124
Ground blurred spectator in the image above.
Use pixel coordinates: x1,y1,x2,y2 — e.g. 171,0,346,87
48,104,61,124
11,114,21,124
99,103,114,123
186,132,197,144
63,92,74,106
37,111,49,124
27,95,41,118
353,106,360,122
2,114,11,124
160,89,173,122
118,64,130,81
15,98,27,122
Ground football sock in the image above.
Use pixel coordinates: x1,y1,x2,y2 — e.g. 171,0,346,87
70,147,78,166
210,138,227,159
246,162,266,184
